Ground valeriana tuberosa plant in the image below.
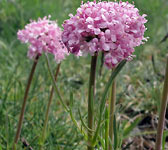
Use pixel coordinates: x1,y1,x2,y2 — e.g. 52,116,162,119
13,16,68,150
62,0,147,149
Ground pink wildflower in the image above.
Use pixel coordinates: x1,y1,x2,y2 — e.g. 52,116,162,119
62,1,147,68
17,16,68,63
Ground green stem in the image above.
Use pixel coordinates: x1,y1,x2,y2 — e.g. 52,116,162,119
88,54,97,150
108,72,116,150
13,55,39,150
155,56,168,150
40,63,61,150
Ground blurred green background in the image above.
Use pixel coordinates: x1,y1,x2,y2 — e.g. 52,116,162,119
0,0,168,149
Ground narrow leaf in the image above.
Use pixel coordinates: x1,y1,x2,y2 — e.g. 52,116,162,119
92,60,127,145
123,117,142,138
78,109,95,132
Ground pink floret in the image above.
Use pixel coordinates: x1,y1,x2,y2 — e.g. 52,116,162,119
62,1,147,68
17,16,68,63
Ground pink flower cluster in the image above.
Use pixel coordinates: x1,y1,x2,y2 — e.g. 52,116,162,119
17,16,68,63
62,1,147,68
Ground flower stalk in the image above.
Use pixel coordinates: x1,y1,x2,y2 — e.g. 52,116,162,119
88,54,98,150
13,55,39,150
40,63,61,150
105,104,109,150
108,73,116,150
155,56,168,150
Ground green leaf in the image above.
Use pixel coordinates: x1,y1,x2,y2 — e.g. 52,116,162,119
100,60,127,115
123,117,142,138
45,53,69,112
78,109,94,132
92,60,127,145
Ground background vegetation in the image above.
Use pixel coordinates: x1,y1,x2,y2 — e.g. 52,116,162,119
0,0,168,149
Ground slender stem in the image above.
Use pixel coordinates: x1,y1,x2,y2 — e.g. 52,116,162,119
105,104,109,150
155,56,168,150
13,55,39,150
40,63,61,150
108,71,116,150
88,54,97,150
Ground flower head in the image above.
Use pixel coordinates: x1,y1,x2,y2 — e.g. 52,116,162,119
62,1,147,68
17,16,68,63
